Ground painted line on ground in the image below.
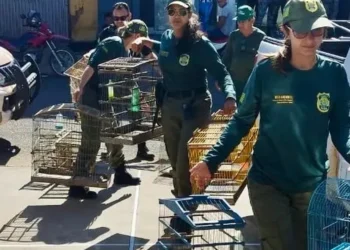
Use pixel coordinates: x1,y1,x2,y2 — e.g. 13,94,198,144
129,170,142,250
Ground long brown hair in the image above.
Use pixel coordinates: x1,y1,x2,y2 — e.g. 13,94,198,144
175,10,204,55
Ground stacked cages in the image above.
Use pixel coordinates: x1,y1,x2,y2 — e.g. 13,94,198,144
157,195,246,249
31,57,163,188
97,57,163,145
188,110,259,205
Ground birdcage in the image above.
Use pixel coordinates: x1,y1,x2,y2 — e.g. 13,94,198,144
64,55,89,102
308,178,350,250
97,57,163,146
188,111,259,204
157,195,245,249
332,243,350,250
31,103,115,188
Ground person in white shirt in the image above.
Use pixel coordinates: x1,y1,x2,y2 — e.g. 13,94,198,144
208,0,235,39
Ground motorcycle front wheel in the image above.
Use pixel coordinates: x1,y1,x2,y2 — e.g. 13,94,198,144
49,49,75,77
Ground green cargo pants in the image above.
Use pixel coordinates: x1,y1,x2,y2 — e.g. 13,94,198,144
161,92,212,198
75,113,124,174
247,180,313,250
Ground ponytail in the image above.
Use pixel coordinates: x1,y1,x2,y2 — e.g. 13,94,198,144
270,38,292,74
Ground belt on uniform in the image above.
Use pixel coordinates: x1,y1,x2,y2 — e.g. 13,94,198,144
167,87,207,99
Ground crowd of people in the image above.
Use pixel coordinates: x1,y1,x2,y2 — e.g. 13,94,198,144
196,0,350,39
71,0,350,249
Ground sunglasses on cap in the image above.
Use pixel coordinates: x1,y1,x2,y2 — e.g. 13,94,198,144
113,15,128,21
167,8,188,17
287,26,324,39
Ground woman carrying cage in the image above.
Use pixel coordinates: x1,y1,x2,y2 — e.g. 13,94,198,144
131,0,236,234
190,0,350,249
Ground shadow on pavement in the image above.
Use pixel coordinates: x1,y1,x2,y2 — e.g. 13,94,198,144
0,186,130,245
0,138,21,166
85,233,150,250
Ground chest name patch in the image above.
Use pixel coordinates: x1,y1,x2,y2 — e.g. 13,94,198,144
273,95,294,104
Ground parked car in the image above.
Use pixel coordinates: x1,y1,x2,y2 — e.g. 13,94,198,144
0,46,41,124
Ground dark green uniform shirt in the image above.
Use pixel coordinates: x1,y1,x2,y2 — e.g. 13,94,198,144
97,24,152,56
203,56,350,193
222,28,265,100
155,29,235,100
82,36,127,109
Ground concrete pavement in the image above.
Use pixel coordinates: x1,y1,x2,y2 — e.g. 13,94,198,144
0,75,260,249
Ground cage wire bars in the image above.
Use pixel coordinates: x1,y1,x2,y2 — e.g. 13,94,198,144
31,57,163,188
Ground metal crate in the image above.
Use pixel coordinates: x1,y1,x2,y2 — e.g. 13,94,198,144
97,57,163,145
157,195,245,249
31,103,113,188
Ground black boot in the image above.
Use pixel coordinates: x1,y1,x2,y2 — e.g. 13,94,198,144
114,162,141,186
137,142,154,161
68,186,97,199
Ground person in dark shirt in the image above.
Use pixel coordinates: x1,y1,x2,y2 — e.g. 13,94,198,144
131,0,236,236
102,12,113,29
222,5,265,102
190,0,350,249
97,2,154,161
70,20,155,199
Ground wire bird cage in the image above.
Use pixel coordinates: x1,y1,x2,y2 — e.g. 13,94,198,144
188,110,259,205
157,195,245,249
63,54,90,102
332,243,350,249
31,103,115,188
308,178,350,250
97,57,163,146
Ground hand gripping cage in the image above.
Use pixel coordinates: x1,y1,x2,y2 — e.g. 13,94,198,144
158,195,245,249
63,54,89,103
31,103,115,188
188,110,259,205
97,57,163,145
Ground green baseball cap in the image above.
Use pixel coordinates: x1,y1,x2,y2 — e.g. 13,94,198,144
123,19,148,37
167,0,191,8
235,5,255,22
282,0,333,33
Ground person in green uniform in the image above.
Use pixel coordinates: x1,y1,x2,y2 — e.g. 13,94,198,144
131,0,236,234
97,2,154,161
222,5,265,102
190,0,350,249
70,20,153,199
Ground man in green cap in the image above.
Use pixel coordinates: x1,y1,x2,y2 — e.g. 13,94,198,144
70,20,156,199
222,5,265,103
97,2,155,161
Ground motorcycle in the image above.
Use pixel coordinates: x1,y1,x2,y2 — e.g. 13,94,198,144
0,10,75,77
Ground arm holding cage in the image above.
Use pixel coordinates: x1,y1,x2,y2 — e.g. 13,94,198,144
203,66,261,175
329,65,350,164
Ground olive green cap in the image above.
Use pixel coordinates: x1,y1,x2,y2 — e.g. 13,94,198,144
282,0,333,33
235,5,255,22
123,19,148,37
167,0,192,8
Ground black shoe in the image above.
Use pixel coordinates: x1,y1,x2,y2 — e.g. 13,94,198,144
114,162,141,186
68,186,97,199
137,150,155,161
